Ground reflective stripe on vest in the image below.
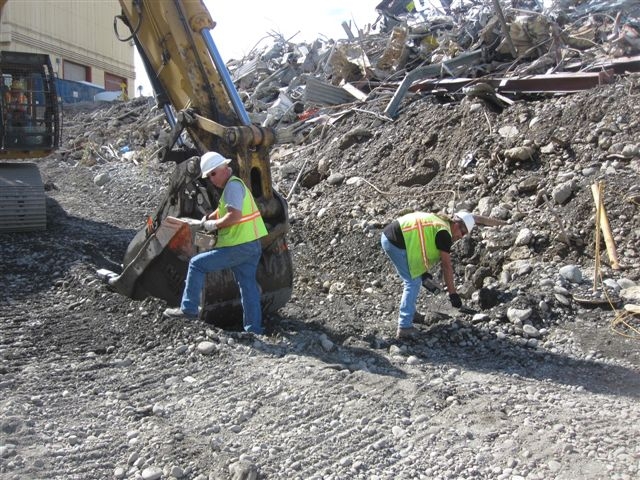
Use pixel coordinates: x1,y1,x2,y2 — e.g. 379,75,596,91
216,177,268,247
398,212,451,279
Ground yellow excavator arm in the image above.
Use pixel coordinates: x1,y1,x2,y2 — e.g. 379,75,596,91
109,0,293,320
115,0,285,214
117,1,238,143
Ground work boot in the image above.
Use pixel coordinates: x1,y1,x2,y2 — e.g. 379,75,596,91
163,307,197,320
228,330,266,343
396,326,419,340
413,311,426,324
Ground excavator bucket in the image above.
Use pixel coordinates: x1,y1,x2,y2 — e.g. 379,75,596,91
200,234,293,326
108,215,293,325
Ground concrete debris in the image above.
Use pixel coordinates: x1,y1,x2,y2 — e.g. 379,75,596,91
224,0,640,126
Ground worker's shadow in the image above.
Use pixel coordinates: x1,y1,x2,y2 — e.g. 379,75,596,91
251,314,408,379
0,196,138,302
408,321,640,399
45,195,137,270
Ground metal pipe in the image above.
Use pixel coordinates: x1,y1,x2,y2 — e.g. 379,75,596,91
200,29,251,126
162,104,184,146
163,104,176,128
491,0,517,58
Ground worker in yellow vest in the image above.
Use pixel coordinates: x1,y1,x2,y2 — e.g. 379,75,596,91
381,211,475,340
163,152,268,334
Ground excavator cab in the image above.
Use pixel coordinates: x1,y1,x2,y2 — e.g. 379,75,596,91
0,51,60,232
0,51,60,156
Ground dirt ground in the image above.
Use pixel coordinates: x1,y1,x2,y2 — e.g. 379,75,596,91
1,78,640,479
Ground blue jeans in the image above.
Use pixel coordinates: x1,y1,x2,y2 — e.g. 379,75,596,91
181,239,263,334
381,233,422,329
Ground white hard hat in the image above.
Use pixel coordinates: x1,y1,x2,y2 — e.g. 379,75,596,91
200,151,231,178
454,211,475,234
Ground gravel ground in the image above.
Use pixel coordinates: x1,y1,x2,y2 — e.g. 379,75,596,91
1,79,640,480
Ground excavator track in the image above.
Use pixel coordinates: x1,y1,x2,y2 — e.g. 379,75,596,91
0,162,46,232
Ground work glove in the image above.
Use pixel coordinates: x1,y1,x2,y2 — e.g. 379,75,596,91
200,215,208,226
203,220,218,232
421,272,442,294
449,293,462,309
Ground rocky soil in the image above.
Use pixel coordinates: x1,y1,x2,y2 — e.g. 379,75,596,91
1,77,640,480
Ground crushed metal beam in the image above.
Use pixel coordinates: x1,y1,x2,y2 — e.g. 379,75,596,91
342,82,368,101
495,70,615,93
384,49,484,118
341,21,355,41
409,70,615,95
583,55,640,74
304,76,357,106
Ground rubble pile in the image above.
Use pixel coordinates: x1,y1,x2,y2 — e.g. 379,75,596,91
217,0,640,346
225,0,640,129
60,97,164,168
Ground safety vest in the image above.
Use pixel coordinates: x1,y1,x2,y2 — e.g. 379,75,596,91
215,176,267,247
5,91,27,112
399,212,451,279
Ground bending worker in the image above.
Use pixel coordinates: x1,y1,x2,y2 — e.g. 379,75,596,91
164,151,267,335
381,211,475,340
